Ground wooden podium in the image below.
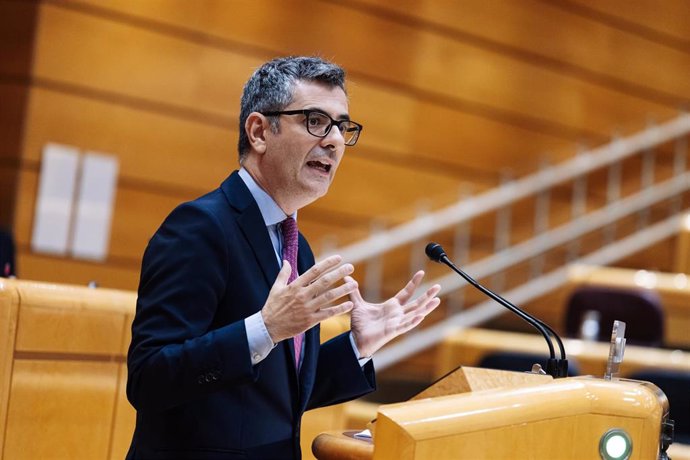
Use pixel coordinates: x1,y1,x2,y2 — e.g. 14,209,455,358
313,367,672,459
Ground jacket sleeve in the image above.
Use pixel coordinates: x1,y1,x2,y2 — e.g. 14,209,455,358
306,332,376,410
126,202,257,413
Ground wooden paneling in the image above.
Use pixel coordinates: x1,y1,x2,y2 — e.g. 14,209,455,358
562,0,690,43
4,360,119,459
0,284,19,453
14,292,129,355
353,0,690,104
23,11,576,178
16,251,140,290
0,279,366,460
0,0,38,76
110,363,134,459
54,0,676,138
3,0,689,312
21,86,235,190
32,2,247,120
0,0,37,227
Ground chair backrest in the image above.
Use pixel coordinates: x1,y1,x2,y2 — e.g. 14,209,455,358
478,351,580,376
628,370,690,445
564,285,665,347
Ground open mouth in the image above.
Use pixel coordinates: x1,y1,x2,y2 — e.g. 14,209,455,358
306,160,331,173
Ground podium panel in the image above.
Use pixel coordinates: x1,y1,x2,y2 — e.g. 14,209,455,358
374,376,666,459
314,368,675,460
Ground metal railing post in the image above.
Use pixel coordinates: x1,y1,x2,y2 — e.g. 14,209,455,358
493,171,512,292
364,219,384,302
531,160,551,278
568,146,588,262
670,135,688,215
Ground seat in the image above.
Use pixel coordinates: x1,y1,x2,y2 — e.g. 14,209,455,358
564,285,665,347
478,351,580,376
628,369,690,445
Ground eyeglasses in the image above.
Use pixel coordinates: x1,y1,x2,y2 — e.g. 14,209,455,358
261,109,363,146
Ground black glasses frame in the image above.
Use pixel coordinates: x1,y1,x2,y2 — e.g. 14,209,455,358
261,109,363,146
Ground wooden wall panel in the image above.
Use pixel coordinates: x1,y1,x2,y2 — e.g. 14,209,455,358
563,0,690,43
2,0,689,311
58,0,677,138
21,86,234,190
0,0,38,76
33,3,247,119
0,0,38,227
3,360,118,459
355,0,690,103
16,252,140,290
25,7,576,179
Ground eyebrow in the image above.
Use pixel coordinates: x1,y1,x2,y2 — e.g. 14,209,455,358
306,107,350,121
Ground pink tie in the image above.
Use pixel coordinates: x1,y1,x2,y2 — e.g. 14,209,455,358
281,217,303,368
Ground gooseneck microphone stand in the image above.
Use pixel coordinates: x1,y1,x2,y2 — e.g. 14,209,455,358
426,242,569,378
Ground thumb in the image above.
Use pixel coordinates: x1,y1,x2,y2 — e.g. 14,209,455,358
345,276,365,304
275,260,292,286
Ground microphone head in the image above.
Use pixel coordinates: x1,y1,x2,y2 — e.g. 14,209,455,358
425,242,447,263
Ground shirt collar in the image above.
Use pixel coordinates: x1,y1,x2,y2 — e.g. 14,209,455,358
238,167,296,226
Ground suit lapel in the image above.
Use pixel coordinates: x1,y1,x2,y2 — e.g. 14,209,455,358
221,172,279,286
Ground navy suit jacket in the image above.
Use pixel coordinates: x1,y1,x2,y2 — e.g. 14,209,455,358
126,171,375,459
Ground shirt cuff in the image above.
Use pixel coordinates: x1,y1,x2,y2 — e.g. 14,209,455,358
349,332,372,367
245,311,275,365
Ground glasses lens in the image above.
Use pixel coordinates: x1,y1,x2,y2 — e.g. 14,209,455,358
305,111,361,146
342,122,361,146
306,112,331,137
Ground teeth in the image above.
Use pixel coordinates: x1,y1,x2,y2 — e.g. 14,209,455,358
307,160,330,172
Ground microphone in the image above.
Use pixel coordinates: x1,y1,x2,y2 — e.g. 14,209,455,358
425,242,569,378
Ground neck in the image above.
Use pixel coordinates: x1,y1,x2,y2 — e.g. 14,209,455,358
242,162,299,215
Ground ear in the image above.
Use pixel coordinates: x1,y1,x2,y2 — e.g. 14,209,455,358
245,112,269,154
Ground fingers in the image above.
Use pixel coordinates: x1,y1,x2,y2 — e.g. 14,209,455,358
403,284,441,315
344,276,365,304
394,270,425,304
398,296,441,334
296,255,345,286
316,300,354,320
310,277,358,307
274,260,293,287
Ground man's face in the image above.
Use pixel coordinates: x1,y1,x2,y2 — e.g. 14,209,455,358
260,80,349,214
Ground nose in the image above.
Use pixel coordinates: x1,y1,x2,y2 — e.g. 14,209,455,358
320,123,345,151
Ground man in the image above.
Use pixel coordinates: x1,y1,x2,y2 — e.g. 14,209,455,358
126,56,441,459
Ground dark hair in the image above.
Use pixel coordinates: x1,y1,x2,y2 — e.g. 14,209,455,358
237,56,346,162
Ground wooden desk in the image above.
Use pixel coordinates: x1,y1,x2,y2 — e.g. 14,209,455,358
314,368,677,460
567,264,690,348
435,327,690,379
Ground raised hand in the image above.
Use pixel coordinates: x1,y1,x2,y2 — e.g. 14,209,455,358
261,255,358,343
348,271,441,358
